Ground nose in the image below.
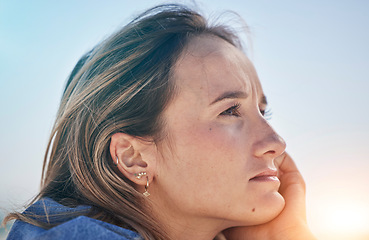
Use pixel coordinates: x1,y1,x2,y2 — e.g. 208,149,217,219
253,120,286,160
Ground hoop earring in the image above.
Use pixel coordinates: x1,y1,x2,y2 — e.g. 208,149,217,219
143,176,150,197
115,156,119,166
134,172,150,197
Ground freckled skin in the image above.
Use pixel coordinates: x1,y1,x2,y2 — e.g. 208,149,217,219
148,35,286,239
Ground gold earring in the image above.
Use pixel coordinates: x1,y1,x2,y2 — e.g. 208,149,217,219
143,176,150,197
135,172,147,179
134,172,150,197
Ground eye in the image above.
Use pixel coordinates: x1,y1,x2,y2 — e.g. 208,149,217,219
220,103,241,117
260,107,272,120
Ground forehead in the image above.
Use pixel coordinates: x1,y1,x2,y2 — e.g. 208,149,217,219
173,35,262,103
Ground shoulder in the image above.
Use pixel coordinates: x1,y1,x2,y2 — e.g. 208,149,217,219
6,198,142,240
7,216,142,240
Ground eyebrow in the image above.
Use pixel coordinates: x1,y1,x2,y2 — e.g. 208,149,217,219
210,91,248,105
210,91,268,106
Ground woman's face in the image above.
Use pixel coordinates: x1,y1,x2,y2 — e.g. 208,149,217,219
152,35,286,232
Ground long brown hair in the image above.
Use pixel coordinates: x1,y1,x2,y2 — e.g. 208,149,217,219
5,4,243,239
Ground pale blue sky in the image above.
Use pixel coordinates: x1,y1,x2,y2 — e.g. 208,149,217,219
1,1,368,239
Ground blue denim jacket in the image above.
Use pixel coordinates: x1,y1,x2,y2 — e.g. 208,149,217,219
7,198,142,240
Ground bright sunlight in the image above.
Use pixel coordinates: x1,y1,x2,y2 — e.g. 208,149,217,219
310,196,369,240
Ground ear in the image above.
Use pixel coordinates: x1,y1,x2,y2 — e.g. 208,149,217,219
110,132,157,186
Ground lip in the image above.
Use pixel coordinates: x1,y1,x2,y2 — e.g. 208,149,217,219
249,169,279,182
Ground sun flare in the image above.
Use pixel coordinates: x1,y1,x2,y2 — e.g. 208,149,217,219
310,197,369,240
324,204,367,233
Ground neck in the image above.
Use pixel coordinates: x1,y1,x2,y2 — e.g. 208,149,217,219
158,214,223,240
148,198,228,240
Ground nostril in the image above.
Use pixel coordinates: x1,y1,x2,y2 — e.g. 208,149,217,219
266,150,276,155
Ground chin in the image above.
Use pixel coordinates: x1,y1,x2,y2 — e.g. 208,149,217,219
253,191,285,225
226,191,285,228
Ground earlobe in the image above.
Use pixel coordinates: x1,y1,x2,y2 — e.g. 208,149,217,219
134,172,151,197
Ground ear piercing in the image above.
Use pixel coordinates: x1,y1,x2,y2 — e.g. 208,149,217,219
143,176,150,197
115,156,119,165
135,172,150,197
134,172,147,179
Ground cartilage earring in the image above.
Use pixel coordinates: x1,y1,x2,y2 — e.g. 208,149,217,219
115,156,119,165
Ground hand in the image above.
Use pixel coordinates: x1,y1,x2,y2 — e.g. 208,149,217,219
223,153,317,240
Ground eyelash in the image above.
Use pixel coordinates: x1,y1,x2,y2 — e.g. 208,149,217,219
220,103,273,119
260,108,272,120
220,103,241,117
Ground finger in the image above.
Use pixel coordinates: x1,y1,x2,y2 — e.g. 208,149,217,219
277,153,305,193
275,153,299,174
277,154,307,219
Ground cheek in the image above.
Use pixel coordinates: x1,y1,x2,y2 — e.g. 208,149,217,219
199,120,248,159
178,121,238,155
169,120,250,182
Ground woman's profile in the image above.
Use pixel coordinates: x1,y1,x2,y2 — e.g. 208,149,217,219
4,4,316,240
